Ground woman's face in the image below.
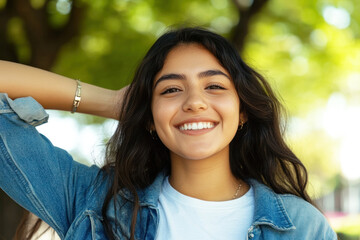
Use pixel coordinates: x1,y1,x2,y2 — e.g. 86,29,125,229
151,44,242,161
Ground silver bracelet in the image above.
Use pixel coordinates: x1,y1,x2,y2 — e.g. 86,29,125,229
71,80,81,113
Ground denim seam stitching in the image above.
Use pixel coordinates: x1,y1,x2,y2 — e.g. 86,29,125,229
0,109,13,113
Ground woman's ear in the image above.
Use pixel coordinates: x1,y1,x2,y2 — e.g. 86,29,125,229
239,112,248,125
238,111,248,130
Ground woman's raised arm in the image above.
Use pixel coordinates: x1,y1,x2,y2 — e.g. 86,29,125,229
0,60,125,119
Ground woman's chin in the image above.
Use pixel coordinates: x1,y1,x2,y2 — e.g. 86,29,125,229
170,147,228,162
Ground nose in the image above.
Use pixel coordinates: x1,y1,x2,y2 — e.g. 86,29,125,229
182,90,208,112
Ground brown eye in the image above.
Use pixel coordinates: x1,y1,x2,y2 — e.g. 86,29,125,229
161,87,182,95
206,84,226,90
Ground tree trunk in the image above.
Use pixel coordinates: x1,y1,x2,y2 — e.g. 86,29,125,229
0,0,85,69
230,0,269,52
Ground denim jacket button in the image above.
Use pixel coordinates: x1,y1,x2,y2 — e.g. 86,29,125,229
249,233,254,238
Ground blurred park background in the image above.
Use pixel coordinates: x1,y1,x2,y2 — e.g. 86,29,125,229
0,0,359,239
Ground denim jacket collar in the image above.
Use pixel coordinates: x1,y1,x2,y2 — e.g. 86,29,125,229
118,172,295,232
117,171,166,208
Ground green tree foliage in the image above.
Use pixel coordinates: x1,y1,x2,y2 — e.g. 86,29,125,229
243,0,360,195
244,0,360,116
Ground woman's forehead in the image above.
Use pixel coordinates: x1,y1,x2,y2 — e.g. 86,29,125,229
154,44,229,82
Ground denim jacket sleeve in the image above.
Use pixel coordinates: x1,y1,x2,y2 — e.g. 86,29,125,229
0,93,102,239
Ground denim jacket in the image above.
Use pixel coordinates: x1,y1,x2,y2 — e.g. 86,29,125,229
0,93,337,240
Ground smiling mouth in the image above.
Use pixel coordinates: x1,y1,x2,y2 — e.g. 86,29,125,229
178,122,216,131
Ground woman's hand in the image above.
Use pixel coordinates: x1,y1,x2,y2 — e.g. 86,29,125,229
0,60,125,120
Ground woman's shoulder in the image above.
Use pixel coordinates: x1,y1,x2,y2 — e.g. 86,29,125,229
248,179,337,239
248,179,324,219
279,193,326,221
280,193,337,239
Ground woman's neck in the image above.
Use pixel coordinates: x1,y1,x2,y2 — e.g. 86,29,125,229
169,148,248,201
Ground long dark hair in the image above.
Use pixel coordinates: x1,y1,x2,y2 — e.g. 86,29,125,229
101,27,313,240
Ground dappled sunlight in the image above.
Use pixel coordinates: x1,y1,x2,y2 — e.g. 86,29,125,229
56,0,72,15
210,16,233,33
80,35,111,56
322,6,351,29
310,29,328,48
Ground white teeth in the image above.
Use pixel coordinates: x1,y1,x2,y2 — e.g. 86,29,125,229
179,122,215,131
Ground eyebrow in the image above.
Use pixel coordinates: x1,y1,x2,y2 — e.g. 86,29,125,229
154,69,230,88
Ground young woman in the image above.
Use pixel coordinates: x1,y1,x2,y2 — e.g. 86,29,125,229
0,27,336,240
